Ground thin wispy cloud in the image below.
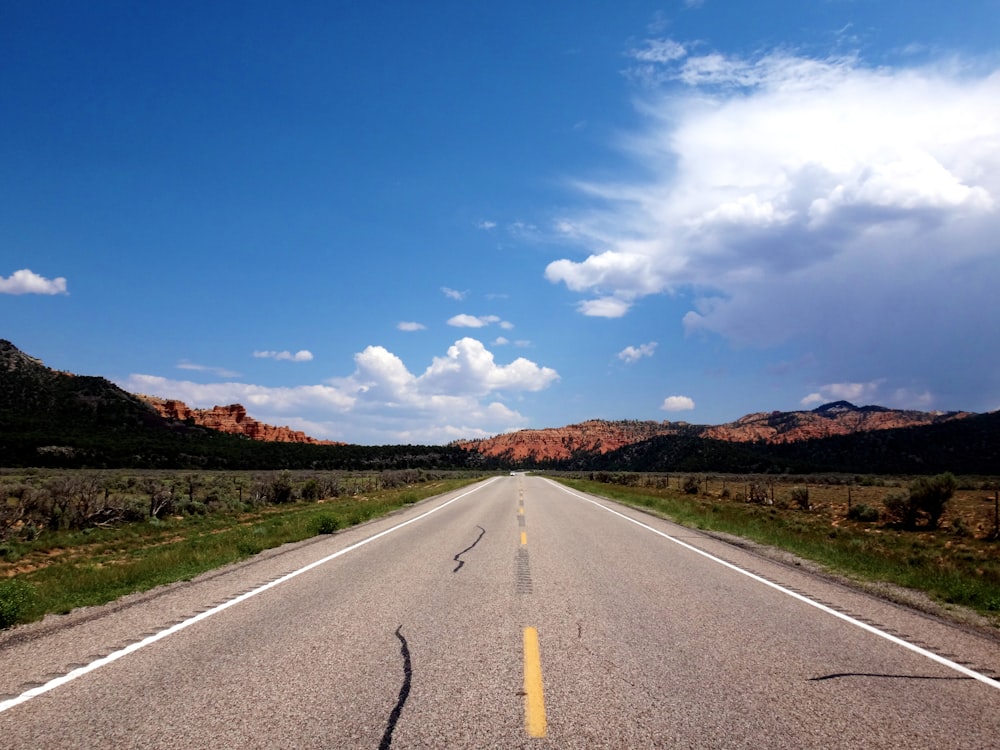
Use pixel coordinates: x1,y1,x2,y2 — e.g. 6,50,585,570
253,349,314,362
0,269,68,295
447,314,513,329
176,361,242,378
441,287,468,300
397,321,426,331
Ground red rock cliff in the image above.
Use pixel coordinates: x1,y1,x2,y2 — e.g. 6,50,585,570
140,396,341,445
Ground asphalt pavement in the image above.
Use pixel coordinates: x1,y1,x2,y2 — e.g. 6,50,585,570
1,475,998,748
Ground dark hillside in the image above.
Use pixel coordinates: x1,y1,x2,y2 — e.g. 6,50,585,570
0,341,469,470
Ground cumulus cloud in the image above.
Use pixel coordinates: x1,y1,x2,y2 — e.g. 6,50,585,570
548,45,1000,408
0,269,68,295
618,342,658,363
661,395,695,411
253,350,314,362
120,337,558,444
397,321,426,331
477,220,497,230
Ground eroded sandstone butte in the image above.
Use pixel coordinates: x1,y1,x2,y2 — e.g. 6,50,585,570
141,396,341,445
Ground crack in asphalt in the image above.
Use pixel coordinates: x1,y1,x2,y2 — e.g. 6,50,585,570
810,672,972,682
452,525,486,573
379,626,412,750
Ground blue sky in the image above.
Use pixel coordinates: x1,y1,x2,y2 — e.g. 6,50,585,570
3,1,1000,444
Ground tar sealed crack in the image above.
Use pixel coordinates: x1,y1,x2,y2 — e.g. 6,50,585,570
453,525,486,573
379,626,413,750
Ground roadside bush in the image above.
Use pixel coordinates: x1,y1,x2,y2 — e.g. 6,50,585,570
682,476,700,495
313,514,339,535
847,503,880,522
0,578,36,629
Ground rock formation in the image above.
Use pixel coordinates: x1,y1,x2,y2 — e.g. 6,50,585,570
141,396,340,445
453,402,972,462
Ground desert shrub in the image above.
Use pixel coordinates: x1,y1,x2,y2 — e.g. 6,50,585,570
301,478,322,501
720,487,731,499
790,486,810,510
268,471,294,504
0,578,36,629
847,503,880,522
883,491,918,528
313,514,339,535
951,516,970,538
908,473,956,530
682,476,700,495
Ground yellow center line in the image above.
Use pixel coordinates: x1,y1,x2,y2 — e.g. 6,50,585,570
520,531,527,545
518,507,524,516
523,627,547,738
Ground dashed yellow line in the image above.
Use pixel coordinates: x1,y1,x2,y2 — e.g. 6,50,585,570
523,627,547,737
520,531,527,545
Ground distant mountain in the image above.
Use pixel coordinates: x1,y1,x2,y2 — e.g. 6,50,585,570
453,402,972,463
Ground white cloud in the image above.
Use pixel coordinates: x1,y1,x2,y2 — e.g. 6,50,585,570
253,349,314,362
447,313,506,328
120,337,558,444
477,220,497,230
419,338,558,396
442,287,467,300
628,38,687,64
176,361,241,378
577,297,632,318
0,268,68,295
397,321,426,331
661,395,695,411
618,342,658,363
549,46,1000,409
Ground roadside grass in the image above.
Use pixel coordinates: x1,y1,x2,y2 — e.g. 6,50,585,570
552,476,1000,624
0,477,482,628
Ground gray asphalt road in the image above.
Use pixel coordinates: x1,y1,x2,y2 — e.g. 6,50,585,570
1,475,998,748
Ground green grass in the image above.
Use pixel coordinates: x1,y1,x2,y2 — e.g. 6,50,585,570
1,477,482,627
554,477,1000,621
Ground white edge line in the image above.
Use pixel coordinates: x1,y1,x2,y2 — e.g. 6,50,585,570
546,478,1000,692
0,477,501,714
